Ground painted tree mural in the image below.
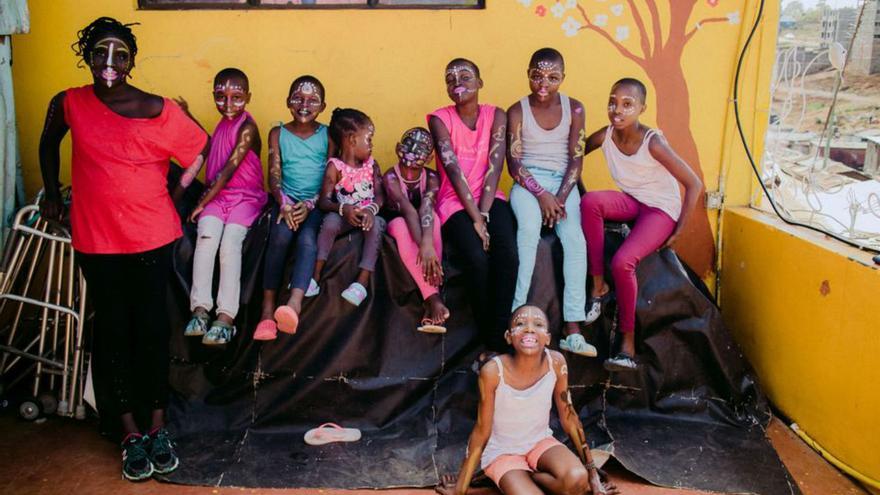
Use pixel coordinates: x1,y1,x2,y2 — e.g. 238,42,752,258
522,0,743,277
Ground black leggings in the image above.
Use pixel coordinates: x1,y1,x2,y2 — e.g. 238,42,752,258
442,199,518,352
77,243,173,419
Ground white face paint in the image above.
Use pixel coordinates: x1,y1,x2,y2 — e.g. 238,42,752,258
93,37,131,88
608,95,638,115
213,80,248,119
445,65,478,99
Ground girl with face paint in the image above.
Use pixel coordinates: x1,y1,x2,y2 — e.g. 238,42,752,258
576,78,704,372
427,58,519,353
382,127,449,332
436,305,617,495
38,17,209,482
180,68,267,346
256,76,332,340
310,108,386,308
506,48,594,358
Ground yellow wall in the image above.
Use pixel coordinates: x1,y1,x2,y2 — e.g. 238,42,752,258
11,1,776,272
721,206,880,482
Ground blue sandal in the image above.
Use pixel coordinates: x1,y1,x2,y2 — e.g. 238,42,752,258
559,333,598,357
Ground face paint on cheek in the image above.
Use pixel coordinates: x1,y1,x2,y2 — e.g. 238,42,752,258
95,39,130,88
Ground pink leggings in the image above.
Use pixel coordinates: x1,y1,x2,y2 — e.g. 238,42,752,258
387,216,443,300
580,191,676,333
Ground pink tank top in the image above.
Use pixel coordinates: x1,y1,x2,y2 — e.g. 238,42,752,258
427,105,506,225
203,111,267,227
602,126,682,221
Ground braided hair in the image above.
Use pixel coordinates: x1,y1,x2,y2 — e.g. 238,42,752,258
328,108,372,150
72,17,139,66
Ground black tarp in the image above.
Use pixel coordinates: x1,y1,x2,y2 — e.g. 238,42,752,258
153,178,796,494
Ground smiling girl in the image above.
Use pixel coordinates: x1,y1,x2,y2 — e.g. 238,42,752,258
256,76,332,339
435,305,616,495
181,68,267,346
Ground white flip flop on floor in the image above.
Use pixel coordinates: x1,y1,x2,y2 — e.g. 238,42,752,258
304,423,362,446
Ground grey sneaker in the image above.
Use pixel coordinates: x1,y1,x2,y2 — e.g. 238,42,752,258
202,320,236,345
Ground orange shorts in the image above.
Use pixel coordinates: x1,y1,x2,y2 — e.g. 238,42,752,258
483,437,563,486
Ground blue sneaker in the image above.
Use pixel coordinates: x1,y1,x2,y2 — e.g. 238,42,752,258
184,310,209,337
202,320,236,345
146,428,179,475
121,433,153,481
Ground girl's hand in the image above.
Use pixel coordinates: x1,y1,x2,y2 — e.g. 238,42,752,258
589,467,619,495
360,210,375,231
418,244,444,287
188,204,204,223
278,204,295,230
173,96,189,113
290,202,309,229
472,219,490,251
341,204,361,227
434,474,458,495
538,191,564,228
662,226,681,250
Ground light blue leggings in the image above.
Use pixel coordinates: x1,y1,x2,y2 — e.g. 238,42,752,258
510,167,587,322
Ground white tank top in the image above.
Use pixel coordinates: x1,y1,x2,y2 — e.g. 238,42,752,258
601,126,682,221
520,93,571,173
480,349,556,469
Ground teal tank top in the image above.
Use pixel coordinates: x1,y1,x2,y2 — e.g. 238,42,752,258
279,124,329,202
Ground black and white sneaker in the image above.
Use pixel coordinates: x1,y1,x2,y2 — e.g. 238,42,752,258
121,433,154,481
146,427,180,475
604,352,639,372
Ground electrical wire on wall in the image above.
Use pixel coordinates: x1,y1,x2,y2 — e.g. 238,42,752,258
733,0,880,255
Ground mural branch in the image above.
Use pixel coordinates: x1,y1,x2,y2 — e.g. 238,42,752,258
527,0,742,276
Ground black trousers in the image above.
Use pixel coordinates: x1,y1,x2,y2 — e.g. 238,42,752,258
77,243,173,421
442,199,518,352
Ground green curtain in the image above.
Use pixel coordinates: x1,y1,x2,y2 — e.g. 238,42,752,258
0,0,28,248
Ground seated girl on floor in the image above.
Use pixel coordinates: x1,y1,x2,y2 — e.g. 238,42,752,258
310,108,386,307
435,305,617,495
255,76,332,340
181,68,267,345
382,127,450,333
579,78,703,371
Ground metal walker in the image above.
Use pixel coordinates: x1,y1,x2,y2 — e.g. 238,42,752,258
0,202,89,420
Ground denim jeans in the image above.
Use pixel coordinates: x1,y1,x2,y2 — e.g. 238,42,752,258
510,167,587,322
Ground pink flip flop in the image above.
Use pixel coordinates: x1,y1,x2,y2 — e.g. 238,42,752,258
303,423,362,446
274,305,300,334
253,319,278,341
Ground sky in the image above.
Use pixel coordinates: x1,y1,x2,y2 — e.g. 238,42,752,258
782,0,861,8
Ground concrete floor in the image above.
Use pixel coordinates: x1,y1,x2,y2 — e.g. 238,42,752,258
0,414,865,495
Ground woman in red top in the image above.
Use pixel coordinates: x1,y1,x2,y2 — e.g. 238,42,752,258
38,17,208,482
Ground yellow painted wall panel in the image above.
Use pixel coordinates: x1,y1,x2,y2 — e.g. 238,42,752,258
721,207,880,481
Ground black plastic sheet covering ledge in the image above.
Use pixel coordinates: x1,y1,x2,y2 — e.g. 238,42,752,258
142,177,797,494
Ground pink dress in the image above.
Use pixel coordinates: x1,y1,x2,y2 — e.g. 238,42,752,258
201,111,267,227
427,105,506,225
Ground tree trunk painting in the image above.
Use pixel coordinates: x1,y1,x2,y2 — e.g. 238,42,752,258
524,0,742,277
